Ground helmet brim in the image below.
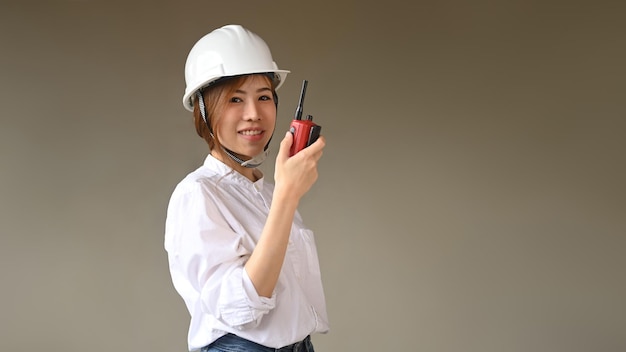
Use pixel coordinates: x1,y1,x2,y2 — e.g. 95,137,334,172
182,69,289,112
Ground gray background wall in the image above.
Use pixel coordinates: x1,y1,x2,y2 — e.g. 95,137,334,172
1,1,625,351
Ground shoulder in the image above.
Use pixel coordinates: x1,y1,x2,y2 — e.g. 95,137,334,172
167,165,226,210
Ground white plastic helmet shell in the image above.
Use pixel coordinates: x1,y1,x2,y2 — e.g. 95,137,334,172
182,24,290,111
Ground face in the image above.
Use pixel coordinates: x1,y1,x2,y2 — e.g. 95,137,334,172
213,75,277,160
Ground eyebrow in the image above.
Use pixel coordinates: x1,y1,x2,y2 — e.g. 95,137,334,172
234,87,272,94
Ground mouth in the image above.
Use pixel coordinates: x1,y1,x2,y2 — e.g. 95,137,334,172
238,129,266,142
239,129,264,136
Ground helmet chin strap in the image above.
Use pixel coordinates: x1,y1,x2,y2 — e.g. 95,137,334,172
225,148,269,168
197,91,272,168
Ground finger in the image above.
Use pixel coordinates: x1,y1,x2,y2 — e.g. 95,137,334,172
303,135,325,154
298,146,323,164
277,131,293,162
314,135,326,150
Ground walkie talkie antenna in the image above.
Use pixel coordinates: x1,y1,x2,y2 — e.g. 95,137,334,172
294,80,308,120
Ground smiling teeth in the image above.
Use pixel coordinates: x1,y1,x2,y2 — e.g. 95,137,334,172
240,130,262,136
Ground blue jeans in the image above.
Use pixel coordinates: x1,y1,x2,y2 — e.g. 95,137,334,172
201,333,314,352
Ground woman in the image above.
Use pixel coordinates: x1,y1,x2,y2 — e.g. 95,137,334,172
165,24,329,352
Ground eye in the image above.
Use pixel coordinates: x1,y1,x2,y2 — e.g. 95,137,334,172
259,95,272,101
230,97,243,103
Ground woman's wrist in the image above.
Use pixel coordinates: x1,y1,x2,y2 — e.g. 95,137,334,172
272,184,302,209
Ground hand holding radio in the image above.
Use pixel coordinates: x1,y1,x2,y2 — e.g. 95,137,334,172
289,80,322,157
275,80,324,199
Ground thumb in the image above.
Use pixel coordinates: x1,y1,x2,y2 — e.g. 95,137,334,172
277,131,293,162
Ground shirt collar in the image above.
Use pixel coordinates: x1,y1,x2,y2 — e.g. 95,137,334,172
203,154,265,190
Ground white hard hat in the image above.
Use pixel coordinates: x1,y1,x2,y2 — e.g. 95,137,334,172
182,24,290,111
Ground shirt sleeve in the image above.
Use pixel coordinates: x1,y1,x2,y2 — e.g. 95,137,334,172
165,181,276,329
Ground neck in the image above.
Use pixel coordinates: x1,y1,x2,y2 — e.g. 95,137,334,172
211,149,261,182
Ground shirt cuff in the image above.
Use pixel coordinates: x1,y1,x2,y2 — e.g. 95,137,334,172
216,267,276,329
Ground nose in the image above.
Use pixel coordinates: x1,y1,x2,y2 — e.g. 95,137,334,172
243,101,261,121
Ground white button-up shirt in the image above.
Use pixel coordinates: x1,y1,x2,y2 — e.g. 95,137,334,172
165,155,329,351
